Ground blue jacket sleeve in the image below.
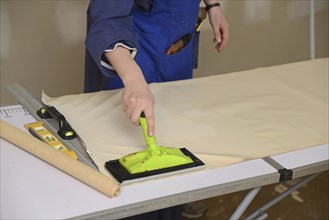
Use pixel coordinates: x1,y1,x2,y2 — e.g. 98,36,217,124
85,0,139,77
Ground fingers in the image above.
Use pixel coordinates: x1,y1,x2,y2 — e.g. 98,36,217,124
212,21,229,52
124,98,140,126
122,86,155,136
218,24,229,51
143,109,155,137
213,28,222,52
208,7,230,52
125,102,155,136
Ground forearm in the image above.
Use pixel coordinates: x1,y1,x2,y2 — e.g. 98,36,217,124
104,47,146,87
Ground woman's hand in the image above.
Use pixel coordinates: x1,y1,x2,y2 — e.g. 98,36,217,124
207,3,230,52
122,79,155,136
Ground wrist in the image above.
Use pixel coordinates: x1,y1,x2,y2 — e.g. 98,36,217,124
122,70,147,87
205,1,221,12
203,0,219,5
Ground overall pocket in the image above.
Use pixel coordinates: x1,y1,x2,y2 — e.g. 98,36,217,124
158,35,194,82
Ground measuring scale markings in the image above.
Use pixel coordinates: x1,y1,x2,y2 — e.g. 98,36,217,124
0,106,30,118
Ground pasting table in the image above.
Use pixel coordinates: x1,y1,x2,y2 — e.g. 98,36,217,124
1,105,328,219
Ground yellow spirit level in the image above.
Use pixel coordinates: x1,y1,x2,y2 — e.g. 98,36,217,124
24,121,78,160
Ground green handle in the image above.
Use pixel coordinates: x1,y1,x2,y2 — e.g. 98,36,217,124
139,113,158,152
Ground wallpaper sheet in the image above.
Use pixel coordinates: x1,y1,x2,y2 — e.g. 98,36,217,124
42,58,328,179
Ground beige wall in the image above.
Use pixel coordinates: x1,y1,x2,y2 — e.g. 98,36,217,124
1,0,328,106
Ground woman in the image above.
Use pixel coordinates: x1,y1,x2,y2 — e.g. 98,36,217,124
84,1,229,219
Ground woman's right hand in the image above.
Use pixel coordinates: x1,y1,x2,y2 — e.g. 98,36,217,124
122,79,155,136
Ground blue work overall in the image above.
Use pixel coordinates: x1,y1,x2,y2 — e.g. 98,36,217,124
85,0,200,92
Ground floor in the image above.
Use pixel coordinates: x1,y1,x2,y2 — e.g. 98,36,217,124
182,170,329,220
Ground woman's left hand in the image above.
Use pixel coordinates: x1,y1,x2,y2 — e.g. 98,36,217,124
207,6,230,52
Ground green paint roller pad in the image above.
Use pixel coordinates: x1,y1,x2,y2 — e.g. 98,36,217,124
105,113,205,184
105,147,204,183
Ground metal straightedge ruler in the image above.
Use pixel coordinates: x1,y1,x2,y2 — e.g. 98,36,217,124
3,83,98,170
